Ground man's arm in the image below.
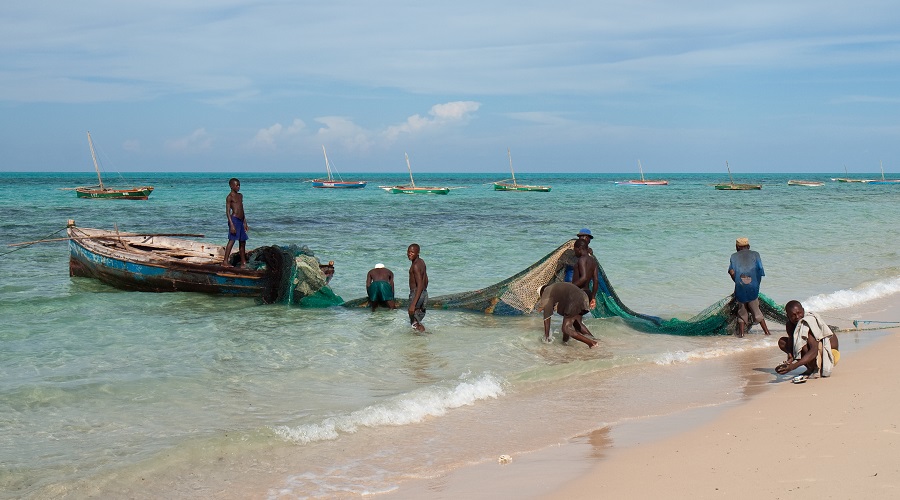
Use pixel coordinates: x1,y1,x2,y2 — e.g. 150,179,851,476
777,333,818,374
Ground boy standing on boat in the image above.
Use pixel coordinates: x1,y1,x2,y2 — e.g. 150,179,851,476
407,244,428,332
727,237,772,337
224,178,249,267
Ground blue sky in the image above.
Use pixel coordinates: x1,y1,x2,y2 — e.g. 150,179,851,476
1,1,898,173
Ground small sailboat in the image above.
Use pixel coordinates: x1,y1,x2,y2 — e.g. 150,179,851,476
864,161,900,184
831,165,866,183
493,148,551,192
615,160,669,186
714,162,761,190
787,180,824,187
310,146,367,188
383,153,450,194
74,132,154,200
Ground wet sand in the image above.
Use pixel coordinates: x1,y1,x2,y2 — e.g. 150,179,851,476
390,295,900,499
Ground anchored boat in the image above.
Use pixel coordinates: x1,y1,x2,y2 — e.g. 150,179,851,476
714,162,761,190
310,146,367,188
74,132,154,200
493,148,551,192
615,160,669,186
382,153,450,194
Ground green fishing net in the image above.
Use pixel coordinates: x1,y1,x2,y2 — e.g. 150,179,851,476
343,240,786,336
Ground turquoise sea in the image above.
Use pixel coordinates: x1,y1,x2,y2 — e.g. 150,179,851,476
1,171,898,498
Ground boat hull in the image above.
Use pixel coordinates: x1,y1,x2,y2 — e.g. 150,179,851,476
311,180,367,189
388,186,450,194
865,180,900,184
75,187,154,199
714,184,761,190
787,180,824,187
68,226,267,295
614,180,669,186
493,183,551,192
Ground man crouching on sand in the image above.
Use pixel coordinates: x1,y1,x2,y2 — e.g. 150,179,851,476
776,300,840,378
539,282,598,348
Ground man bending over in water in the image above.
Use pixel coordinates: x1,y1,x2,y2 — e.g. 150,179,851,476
539,282,598,348
776,300,840,378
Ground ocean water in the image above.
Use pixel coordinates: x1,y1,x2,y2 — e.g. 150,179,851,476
0,171,898,498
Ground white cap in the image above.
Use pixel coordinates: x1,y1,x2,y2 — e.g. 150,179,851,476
374,263,385,269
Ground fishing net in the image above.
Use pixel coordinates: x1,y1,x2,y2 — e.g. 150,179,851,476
343,240,787,336
248,245,344,306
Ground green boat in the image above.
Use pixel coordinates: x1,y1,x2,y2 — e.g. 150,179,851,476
383,153,450,195
714,162,760,190
75,132,154,200
492,148,551,192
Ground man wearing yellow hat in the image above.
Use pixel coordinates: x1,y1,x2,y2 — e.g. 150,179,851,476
727,237,772,337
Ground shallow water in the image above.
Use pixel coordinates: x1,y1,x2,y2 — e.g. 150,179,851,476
0,172,898,498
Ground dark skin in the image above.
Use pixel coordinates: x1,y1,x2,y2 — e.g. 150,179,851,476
728,243,772,337
776,302,839,375
572,242,599,310
223,179,248,267
407,244,428,332
540,285,597,348
366,267,396,311
577,233,595,255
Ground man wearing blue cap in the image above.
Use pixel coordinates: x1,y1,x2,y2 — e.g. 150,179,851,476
577,228,594,255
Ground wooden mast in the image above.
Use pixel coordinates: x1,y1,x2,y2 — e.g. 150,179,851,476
405,153,416,187
87,131,104,190
322,145,333,181
638,159,645,182
508,148,517,187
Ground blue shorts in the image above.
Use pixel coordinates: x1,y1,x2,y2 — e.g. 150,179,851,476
228,216,248,241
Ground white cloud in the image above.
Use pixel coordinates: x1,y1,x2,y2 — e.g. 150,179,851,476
384,101,481,141
249,119,306,150
165,128,213,153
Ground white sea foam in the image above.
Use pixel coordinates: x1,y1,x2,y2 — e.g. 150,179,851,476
802,276,900,312
654,338,776,365
273,372,505,444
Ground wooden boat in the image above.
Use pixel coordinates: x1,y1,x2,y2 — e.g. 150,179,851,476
714,162,761,190
615,160,669,186
493,148,551,192
75,132,154,199
865,161,900,184
787,180,824,187
310,146,367,189
383,153,450,194
831,165,866,183
68,222,267,296
66,221,336,303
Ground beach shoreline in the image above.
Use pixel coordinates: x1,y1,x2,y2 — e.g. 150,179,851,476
387,294,900,499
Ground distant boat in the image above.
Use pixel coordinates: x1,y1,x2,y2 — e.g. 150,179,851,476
382,153,450,194
714,162,761,190
310,146,367,189
787,180,824,187
615,160,669,186
865,161,900,184
831,165,866,183
74,132,154,200
493,148,551,192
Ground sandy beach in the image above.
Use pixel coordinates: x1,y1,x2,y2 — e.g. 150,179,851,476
390,295,900,500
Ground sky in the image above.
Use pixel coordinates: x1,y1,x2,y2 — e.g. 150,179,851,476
1,1,899,173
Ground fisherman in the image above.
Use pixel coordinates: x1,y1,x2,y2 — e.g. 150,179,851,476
776,300,840,379
571,238,599,311
365,263,395,311
727,237,772,337
223,177,249,267
539,282,598,348
565,228,596,282
407,244,428,332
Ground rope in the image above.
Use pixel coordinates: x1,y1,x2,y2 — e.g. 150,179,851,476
834,323,900,333
0,226,68,258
